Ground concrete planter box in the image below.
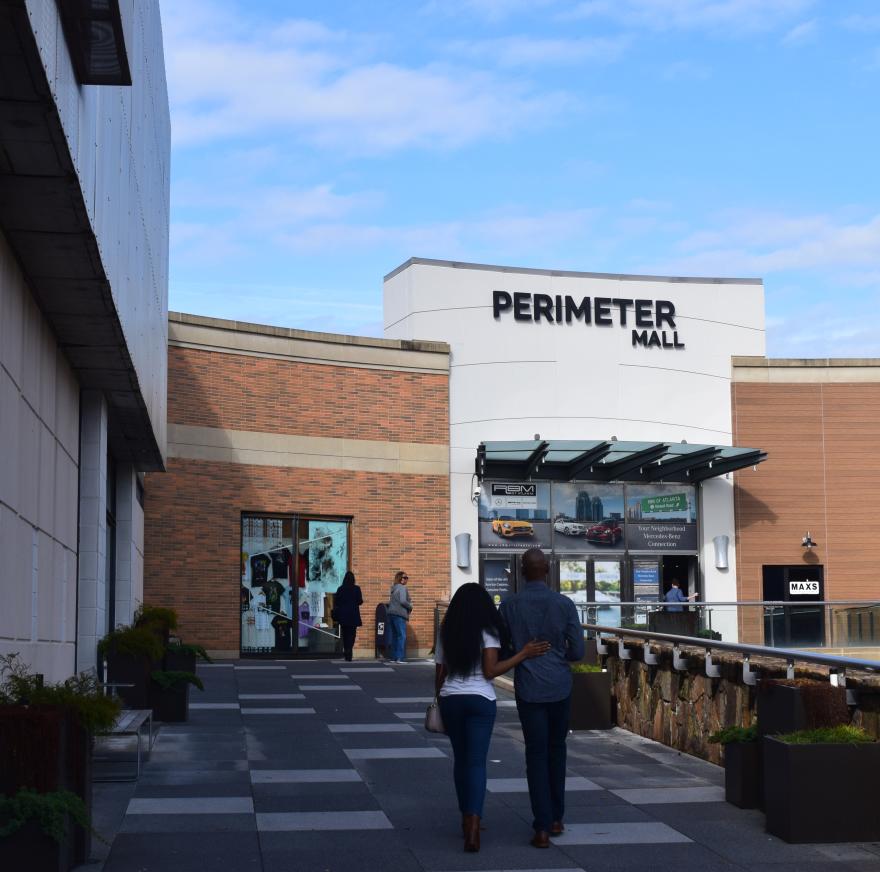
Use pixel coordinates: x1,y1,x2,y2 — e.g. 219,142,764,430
569,670,612,730
106,653,152,710
763,736,880,843
163,649,197,674
723,741,761,809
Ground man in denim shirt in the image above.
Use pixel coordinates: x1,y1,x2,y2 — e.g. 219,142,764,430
500,548,584,848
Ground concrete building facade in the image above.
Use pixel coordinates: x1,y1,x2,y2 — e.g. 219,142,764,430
0,0,169,679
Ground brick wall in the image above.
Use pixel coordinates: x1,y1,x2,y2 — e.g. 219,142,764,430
733,381,880,608
144,342,450,656
168,346,448,444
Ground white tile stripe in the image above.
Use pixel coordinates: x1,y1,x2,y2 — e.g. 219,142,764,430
487,776,601,793
234,666,286,670
239,693,305,700
610,786,725,804
290,674,349,680
328,724,414,733
241,707,316,715
375,697,433,704
298,685,361,691
189,703,240,710
344,747,446,760
551,822,691,846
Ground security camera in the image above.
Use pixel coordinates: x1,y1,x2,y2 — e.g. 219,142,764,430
472,484,482,500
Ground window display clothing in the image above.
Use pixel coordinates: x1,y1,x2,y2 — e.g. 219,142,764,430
262,579,285,614
271,615,293,651
250,554,271,586
271,548,292,580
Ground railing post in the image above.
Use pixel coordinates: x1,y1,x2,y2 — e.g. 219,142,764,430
705,650,720,678
673,645,689,672
742,655,757,686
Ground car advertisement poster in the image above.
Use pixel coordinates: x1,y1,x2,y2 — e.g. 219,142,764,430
626,484,697,552
478,482,551,550
551,483,625,552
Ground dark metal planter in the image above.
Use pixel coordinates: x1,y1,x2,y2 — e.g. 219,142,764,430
763,736,880,843
163,649,197,673
0,818,72,872
106,652,152,710
569,671,613,730
723,741,761,809
757,681,848,736
151,683,190,723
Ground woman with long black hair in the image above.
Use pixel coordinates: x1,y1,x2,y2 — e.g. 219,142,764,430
435,583,549,853
333,570,363,661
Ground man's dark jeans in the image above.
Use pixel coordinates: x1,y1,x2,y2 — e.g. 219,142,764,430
516,695,571,832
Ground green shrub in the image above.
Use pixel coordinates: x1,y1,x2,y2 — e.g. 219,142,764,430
708,724,757,744
571,663,604,674
166,642,212,662
0,654,120,734
151,671,204,691
133,605,179,634
0,788,93,844
776,725,874,745
98,626,164,662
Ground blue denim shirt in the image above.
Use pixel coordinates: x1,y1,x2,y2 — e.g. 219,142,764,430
664,587,687,613
499,582,585,703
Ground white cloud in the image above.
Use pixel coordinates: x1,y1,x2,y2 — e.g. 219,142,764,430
447,34,630,67
781,19,817,46
563,0,814,34
161,1,572,152
422,0,559,22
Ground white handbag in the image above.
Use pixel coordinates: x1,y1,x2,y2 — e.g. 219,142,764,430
424,698,445,733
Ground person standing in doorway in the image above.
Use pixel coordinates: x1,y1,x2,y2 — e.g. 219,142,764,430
333,570,363,661
387,570,412,663
664,578,698,613
499,548,585,848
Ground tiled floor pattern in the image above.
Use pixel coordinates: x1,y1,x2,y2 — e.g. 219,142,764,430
93,659,880,872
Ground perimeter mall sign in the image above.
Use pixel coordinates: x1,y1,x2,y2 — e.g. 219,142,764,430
492,291,685,349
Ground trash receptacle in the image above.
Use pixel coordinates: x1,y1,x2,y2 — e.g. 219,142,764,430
375,603,389,659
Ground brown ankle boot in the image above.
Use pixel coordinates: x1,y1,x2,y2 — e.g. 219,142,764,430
463,813,480,852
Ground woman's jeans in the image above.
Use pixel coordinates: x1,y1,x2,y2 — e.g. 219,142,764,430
387,614,407,660
438,694,497,817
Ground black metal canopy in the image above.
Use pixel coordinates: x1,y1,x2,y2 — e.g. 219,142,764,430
476,440,767,484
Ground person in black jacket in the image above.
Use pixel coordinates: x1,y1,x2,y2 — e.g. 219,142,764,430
333,570,363,661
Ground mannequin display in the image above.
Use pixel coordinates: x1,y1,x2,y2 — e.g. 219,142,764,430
251,587,274,652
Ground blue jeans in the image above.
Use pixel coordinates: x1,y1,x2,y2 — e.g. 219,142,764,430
516,695,571,831
438,694,496,816
387,614,407,660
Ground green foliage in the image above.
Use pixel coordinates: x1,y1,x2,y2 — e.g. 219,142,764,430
98,626,164,662
571,663,604,674
0,654,120,734
696,628,722,641
151,670,204,691
134,604,179,633
166,642,212,662
776,725,874,745
709,724,758,744
0,788,92,844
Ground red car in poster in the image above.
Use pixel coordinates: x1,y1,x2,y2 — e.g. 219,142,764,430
585,521,622,545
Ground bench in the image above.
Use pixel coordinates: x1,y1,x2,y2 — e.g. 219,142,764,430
93,709,155,782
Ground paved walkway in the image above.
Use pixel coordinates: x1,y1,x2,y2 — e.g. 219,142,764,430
88,659,880,872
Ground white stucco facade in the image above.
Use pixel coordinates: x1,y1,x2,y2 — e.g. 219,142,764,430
384,258,766,630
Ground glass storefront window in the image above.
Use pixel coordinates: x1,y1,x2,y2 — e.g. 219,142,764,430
240,514,350,656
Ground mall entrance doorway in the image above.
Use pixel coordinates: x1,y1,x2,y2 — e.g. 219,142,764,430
762,565,825,648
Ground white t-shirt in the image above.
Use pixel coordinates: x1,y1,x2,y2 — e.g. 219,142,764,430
435,630,501,701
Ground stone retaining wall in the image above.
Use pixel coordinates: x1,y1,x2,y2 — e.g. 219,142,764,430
605,639,880,764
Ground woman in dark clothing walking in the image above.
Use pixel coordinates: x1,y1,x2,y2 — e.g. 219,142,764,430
333,570,363,661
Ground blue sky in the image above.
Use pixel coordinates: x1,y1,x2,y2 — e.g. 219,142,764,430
161,0,880,356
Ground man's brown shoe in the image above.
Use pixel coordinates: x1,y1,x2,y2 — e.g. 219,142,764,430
463,814,480,853
530,830,550,848
550,821,564,836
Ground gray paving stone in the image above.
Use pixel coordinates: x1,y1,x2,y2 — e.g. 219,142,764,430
345,747,447,760
238,693,305,699
551,821,691,845
240,707,316,714
234,665,286,670
289,673,350,679
190,703,241,710
298,684,362,690
487,777,601,793
256,810,392,830
250,769,362,783
118,813,258,833
375,696,434,703
103,832,261,870
127,797,254,815
611,786,725,804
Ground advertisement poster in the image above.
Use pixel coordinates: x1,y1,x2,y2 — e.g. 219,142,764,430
593,560,622,627
551,483,625,552
482,560,514,605
478,482,552,550
559,559,588,606
633,560,661,625
626,484,696,551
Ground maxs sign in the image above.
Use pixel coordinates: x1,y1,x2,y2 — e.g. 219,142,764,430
492,291,686,349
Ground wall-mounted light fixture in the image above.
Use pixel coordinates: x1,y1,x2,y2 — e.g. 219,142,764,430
802,532,817,549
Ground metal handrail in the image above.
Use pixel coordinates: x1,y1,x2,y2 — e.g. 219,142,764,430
584,622,880,677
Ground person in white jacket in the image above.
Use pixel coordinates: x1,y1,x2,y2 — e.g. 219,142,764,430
386,571,412,663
